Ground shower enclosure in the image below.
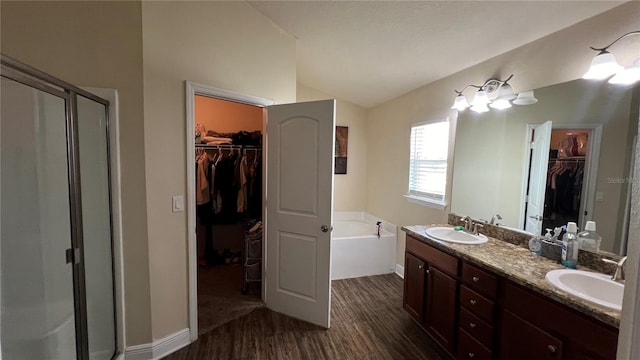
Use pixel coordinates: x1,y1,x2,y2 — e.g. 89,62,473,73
1,56,118,359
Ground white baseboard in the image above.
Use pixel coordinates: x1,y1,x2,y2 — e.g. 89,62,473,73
395,264,404,279
125,328,190,360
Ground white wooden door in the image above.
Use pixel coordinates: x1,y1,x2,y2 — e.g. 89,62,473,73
265,100,335,328
525,121,552,235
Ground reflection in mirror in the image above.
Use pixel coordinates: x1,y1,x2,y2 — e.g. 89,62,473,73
451,79,638,255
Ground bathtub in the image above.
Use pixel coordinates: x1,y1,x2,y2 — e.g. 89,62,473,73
331,212,397,280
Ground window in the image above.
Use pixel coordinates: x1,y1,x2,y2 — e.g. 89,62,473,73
407,121,450,208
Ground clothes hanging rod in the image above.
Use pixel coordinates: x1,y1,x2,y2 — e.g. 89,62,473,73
551,158,585,161
195,144,261,149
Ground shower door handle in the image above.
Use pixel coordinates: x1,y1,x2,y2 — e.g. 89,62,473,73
65,248,80,264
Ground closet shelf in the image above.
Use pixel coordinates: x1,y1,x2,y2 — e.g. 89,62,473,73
550,156,586,161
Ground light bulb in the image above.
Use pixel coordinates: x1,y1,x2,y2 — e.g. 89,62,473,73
451,94,469,111
609,58,640,85
470,103,490,113
583,52,623,80
489,99,512,110
471,90,490,106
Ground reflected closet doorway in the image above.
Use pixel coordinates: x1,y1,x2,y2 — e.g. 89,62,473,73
522,123,602,235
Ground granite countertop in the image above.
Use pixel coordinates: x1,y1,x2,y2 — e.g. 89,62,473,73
402,224,621,329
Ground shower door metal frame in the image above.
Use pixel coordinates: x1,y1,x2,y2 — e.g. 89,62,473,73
1,54,117,360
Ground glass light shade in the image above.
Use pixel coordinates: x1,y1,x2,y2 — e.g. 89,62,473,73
496,83,517,101
471,90,490,106
489,98,512,110
608,58,640,85
583,52,623,80
513,90,538,105
451,94,470,111
470,103,490,113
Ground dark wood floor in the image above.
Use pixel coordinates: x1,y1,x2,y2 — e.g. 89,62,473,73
163,274,446,360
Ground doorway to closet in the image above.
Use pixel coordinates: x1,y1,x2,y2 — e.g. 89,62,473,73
186,82,336,341
193,94,265,336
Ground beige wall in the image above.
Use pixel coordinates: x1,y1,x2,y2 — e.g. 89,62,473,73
1,1,152,345
141,1,296,340
365,2,640,266
297,84,369,212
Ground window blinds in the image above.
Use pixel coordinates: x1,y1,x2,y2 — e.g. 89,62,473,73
408,121,449,203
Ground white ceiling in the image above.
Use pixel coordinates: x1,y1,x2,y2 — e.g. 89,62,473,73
249,1,625,108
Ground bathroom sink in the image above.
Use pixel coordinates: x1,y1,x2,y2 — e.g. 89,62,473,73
424,226,488,244
545,269,623,311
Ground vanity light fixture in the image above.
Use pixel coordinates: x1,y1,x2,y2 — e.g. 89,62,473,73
451,74,535,113
583,30,640,85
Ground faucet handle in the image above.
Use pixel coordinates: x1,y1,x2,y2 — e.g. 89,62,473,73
603,257,627,267
619,256,628,267
472,223,484,235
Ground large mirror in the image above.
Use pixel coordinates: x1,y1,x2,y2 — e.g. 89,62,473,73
451,78,639,254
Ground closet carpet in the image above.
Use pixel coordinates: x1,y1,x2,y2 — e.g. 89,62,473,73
197,264,263,335
164,274,446,360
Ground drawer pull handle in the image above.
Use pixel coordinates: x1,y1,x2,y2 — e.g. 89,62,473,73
469,299,477,305
472,276,480,282
468,353,475,358
418,265,423,269
548,345,557,353
469,322,477,328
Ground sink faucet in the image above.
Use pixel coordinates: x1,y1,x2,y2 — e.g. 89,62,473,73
490,214,503,225
602,257,627,282
460,216,483,235
461,216,473,233
472,223,484,236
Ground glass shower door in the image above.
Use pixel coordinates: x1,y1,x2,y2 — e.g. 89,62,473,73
1,77,78,359
76,95,116,360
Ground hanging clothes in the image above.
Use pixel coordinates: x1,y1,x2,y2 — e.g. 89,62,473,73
196,153,210,205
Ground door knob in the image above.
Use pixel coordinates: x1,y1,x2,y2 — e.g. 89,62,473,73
529,215,543,221
321,225,329,232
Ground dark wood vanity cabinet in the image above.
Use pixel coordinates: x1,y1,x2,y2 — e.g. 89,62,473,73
404,236,459,354
425,267,457,352
501,281,618,360
403,252,426,321
403,234,619,360
458,263,498,359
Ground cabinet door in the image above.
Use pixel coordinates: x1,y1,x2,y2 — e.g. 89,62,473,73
404,252,426,322
500,310,563,360
426,266,458,353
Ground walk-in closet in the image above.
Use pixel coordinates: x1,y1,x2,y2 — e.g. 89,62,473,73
193,95,264,335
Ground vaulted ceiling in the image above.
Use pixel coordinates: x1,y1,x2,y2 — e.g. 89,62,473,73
249,1,625,108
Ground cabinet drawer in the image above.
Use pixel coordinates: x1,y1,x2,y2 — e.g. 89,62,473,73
500,310,563,360
406,235,459,276
457,329,491,360
462,262,497,298
460,286,495,323
459,307,493,349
